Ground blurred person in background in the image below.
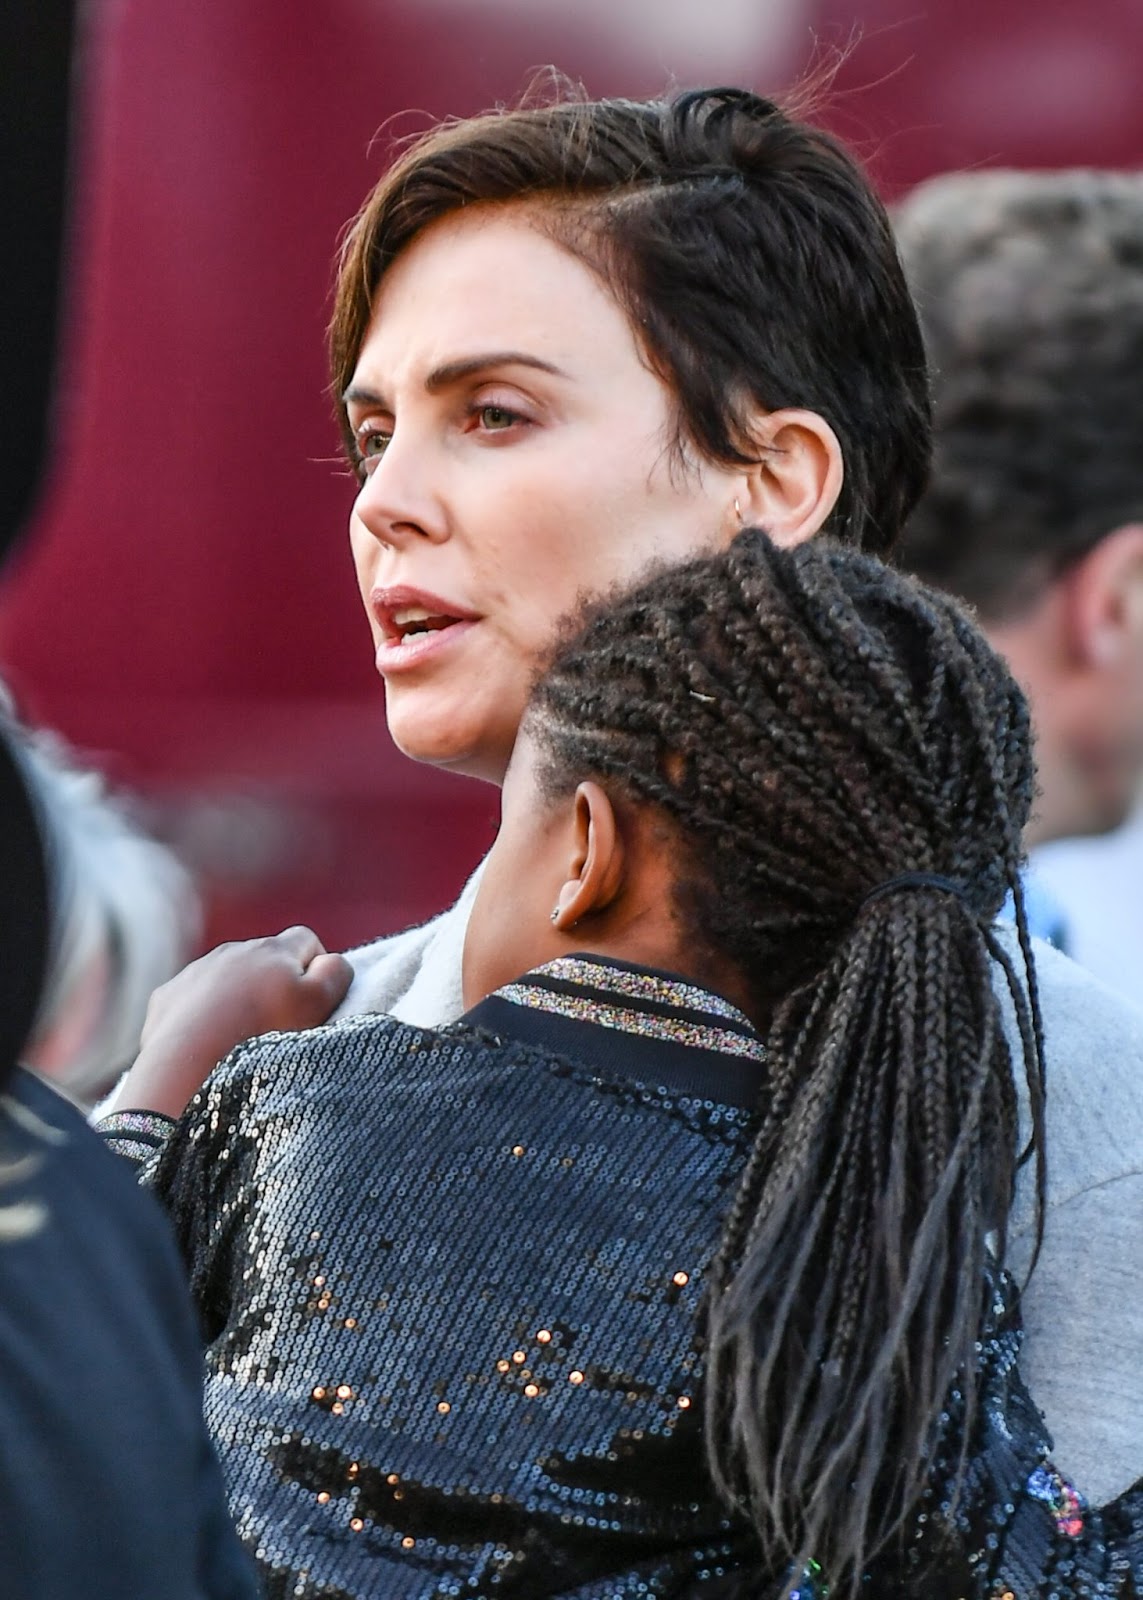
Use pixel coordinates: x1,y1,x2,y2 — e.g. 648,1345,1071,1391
0,720,257,1599
1,686,201,1107
894,171,1143,990
1,4,202,1108
0,17,256,1587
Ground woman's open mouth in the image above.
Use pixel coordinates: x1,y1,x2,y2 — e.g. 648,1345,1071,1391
371,586,481,674
389,605,458,644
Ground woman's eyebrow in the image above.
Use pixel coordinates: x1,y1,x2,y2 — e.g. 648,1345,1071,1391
423,352,566,391
342,351,566,409
342,382,388,409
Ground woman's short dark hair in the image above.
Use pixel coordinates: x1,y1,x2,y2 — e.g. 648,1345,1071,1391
330,87,932,555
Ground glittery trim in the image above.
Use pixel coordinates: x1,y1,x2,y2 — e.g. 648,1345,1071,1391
97,1109,177,1168
537,956,755,1028
495,959,766,1063
98,1110,178,1142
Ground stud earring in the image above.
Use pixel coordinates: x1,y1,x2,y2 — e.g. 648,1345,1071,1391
550,906,560,924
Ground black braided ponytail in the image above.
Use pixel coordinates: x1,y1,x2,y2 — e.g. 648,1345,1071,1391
527,527,1044,1596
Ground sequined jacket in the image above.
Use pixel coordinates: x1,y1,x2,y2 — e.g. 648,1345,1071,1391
102,957,1143,1600
332,869,1143,1510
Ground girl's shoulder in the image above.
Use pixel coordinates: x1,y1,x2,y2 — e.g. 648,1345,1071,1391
205,1009,431,1098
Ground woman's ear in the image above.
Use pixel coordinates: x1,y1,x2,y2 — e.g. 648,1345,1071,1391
551,782,625,930
735,407,844,549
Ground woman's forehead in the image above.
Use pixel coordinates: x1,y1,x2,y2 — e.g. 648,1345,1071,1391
353,206,639,392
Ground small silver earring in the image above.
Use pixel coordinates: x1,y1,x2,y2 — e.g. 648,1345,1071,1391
734,497,742,524
550,906,560,924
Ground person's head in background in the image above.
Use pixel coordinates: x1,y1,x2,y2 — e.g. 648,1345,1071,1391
332,85,931,783
2,691,201,1106
894,170,1143,846
463,528,1037,1595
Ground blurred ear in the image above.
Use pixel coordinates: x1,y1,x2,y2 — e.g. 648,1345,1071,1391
735,408,844,549
551,783,625,930
1062,524,1143,669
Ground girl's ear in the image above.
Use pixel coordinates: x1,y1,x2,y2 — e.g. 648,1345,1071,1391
551,782,625,930
735,407,844,549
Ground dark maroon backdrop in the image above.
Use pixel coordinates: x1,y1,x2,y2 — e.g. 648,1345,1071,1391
2,0,1141,952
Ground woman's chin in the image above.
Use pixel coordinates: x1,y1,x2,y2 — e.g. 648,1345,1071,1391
380,662,528,785
386,710,513,785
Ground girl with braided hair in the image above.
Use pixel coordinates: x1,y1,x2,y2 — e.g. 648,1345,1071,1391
104,530,1142,1598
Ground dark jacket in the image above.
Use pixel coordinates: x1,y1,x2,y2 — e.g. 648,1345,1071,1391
0,1067,258,1600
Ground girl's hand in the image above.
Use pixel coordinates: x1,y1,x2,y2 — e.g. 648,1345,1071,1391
113,927,353,1119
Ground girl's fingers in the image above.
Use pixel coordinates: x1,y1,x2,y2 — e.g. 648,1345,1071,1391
273,925,326,967
303,952,354,1008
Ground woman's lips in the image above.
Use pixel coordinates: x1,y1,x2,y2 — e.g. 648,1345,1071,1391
369,585,481,676
374,618,478,674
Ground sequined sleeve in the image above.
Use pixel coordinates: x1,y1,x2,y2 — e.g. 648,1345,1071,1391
142,1047,267,1343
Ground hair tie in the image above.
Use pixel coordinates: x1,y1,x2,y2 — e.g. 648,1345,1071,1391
860,870,976,914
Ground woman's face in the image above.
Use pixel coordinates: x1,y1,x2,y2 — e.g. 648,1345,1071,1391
344,204,742,784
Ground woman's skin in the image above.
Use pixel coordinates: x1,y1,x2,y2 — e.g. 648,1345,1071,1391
344,204,843,783
115,199,844,1116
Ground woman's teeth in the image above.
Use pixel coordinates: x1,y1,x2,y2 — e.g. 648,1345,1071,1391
392,605,452,642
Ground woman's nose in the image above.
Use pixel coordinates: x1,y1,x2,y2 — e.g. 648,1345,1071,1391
351,435,450,548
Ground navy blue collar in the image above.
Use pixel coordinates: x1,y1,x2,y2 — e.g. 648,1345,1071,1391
461,955,765,1110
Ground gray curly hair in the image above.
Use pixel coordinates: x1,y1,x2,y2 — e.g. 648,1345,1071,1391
3,689,201,1103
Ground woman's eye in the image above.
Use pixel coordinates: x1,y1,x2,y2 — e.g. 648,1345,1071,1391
476,404,519,432
355,427,391,472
